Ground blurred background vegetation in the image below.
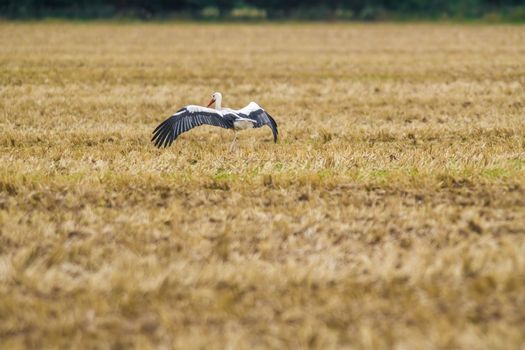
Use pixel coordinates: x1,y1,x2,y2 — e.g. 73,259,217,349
1,0,524,21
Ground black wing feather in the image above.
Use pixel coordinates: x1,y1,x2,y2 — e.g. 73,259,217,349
151,108,234,148
244,108,279,143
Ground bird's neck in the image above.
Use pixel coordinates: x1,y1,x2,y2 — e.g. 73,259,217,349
215,98,222,110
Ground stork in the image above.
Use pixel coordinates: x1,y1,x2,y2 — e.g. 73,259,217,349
151,92,278,151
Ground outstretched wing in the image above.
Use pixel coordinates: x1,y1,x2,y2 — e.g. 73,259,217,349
237,102,278,143
151,106,234,148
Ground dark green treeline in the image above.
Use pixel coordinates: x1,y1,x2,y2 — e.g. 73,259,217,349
1,0,524,20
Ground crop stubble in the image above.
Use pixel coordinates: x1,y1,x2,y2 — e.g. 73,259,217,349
0,23,525,349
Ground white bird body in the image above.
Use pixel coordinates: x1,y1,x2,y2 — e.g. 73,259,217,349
178,105,256,130
233,118,256,130
152,92,278,149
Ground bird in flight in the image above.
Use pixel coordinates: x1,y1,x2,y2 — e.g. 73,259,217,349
151,92,278,151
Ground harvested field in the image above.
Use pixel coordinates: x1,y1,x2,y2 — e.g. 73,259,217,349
0,22,525,349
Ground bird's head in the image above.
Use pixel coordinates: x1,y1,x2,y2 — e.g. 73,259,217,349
207,92,222,108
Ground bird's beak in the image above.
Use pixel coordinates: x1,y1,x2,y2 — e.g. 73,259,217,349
207,99,215,108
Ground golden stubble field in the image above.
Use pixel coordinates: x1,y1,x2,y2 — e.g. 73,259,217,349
0,22,525,349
